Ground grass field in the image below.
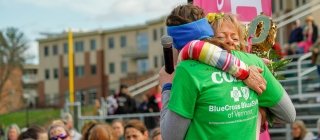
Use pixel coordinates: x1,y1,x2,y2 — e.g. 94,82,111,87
0,105,95,129
0,108,60,128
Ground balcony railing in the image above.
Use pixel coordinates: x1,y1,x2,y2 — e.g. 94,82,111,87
122,47,148,60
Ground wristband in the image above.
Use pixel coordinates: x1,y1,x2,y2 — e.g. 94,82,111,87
162,83,172,92
237,69,250,80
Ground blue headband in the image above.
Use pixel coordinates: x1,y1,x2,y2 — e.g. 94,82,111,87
167,18,214,50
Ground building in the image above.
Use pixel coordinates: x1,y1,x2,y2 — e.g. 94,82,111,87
0,68,24,114
37,0,320,107
37,17,166,107
22,64,38,108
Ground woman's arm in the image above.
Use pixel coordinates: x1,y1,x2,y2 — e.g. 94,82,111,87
159,67,191,140
160,89,191,140
179,40,266,94
268,91,296,123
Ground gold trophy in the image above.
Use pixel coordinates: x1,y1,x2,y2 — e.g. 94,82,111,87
247,14,290,79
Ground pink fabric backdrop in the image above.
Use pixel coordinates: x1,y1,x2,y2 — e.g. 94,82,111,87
193,0,272,23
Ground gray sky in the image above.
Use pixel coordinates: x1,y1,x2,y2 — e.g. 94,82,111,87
0,0,186,64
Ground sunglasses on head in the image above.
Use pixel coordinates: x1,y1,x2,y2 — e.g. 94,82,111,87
50,133,68,140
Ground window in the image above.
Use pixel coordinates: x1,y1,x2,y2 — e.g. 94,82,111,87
121,61,127,73
91,65,97,75
137,32,149,52
44,46,49,56
295,0,299,7
75,66,85,77
90,39,96,50
153,29,157,41
272,0,275,13
160,27,164,36
302,0,306,4
279,0,283,10
137,59,149,74
154,56,158,68
75,41,84,52
53,68,59,79
109,63,115,74
64,67,69,77
45,69,50,79
120,36,126,48
52,45,58,55
63,43,68,54
108,37,114,49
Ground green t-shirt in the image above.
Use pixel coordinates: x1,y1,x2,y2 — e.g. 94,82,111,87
168,51,284,140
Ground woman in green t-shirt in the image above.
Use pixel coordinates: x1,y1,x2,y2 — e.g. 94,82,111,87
159,4,296,140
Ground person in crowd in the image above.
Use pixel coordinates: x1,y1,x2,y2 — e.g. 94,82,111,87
114,84,137,114
150,127,162,140
48,124,71,140
160,4,295,140
18,125,47,140
316,118,320,140
87,123,117,140
147,92,160,113
111,119,125,140
51,120,65,126
6,124,20,140
107,91,118,115
153,85,162,110
310,40,320,88
297,16,318,54
0,124,5,140
285,20,304,55
138,95,149,113
291,120,314,140
138,93,158,129
124,119,148,140
62,113,82,140
94,99,102,116
147,91,161,129
289,20,304,44
81,121,98,140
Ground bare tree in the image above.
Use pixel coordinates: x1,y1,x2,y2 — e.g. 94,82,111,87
0,27,29,94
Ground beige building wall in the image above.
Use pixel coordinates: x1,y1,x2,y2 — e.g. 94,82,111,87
38,18,168,95
38,42,60,96
147,18,166,72
103,26,148,92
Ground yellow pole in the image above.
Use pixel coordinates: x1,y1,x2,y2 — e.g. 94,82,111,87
68,29,75,105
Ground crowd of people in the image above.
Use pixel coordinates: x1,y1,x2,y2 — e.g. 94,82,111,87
2,113,162,140
284,16,319,55
104,84,161,129
2,117,319,140
105,84,161,116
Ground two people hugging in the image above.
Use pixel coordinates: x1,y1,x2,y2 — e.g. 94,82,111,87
159,4,296,140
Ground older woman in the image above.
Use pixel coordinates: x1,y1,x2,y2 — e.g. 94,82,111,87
48,124,71,140
159,4,295,140
6,124,20,140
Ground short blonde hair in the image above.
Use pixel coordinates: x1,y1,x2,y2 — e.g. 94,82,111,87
209,13,247,51
48,124,70,138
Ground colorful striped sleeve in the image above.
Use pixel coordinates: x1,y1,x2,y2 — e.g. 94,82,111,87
178,40,249,80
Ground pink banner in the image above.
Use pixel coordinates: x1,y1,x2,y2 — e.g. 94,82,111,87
193,0,272,23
